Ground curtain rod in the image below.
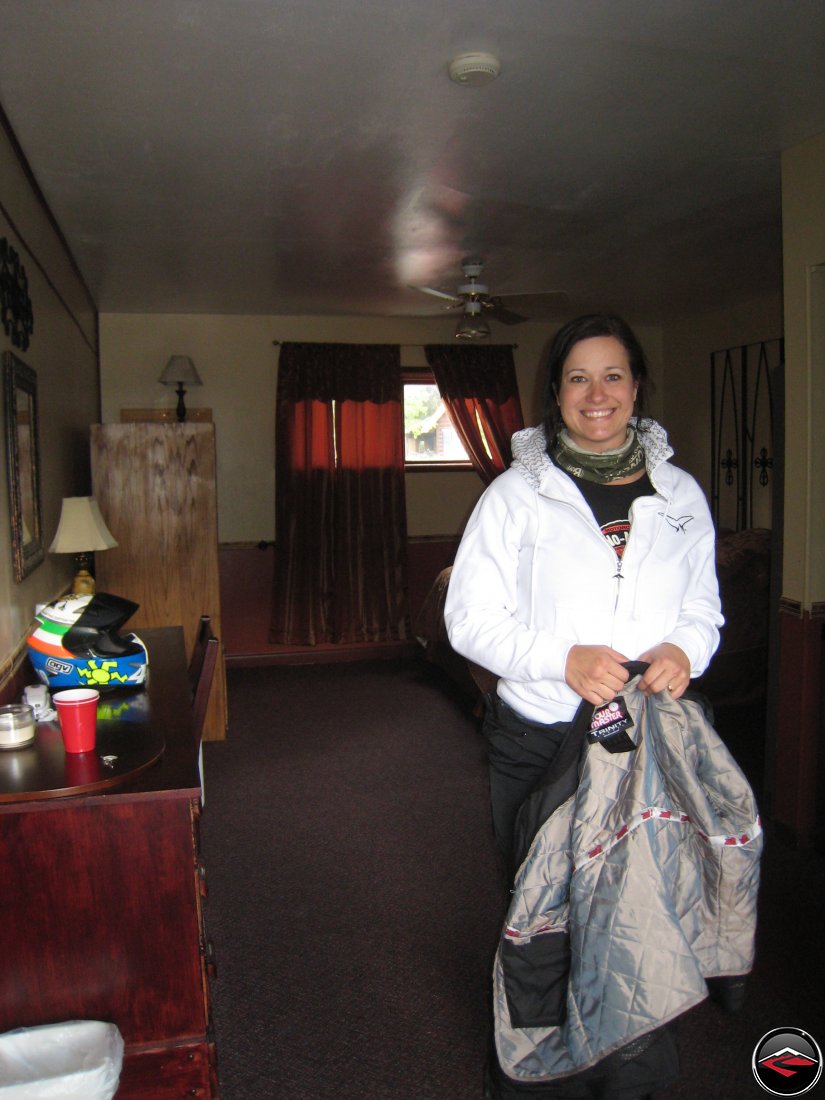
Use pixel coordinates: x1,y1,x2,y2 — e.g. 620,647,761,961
272,340,518,348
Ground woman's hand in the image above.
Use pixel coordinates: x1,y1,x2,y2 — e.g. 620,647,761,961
565,644,631,706
636,642,691,698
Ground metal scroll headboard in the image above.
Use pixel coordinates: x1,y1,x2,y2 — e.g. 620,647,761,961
710,338,782,532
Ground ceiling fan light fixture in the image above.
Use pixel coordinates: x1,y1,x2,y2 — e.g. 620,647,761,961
455,301,491,340
448,53,501,87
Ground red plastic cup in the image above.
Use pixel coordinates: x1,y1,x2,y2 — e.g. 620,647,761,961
53,688,100,754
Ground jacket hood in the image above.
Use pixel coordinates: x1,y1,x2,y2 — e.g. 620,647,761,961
511,419,674,491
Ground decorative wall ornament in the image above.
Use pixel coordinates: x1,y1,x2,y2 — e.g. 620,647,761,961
0,238,35,351
710,338,781,531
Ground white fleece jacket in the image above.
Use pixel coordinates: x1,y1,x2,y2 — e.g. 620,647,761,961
444,423,723,724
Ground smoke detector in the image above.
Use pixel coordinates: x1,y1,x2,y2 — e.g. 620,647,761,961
448,52,501,87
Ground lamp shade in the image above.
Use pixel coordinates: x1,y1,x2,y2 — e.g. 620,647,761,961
158,355,202,387
49,497,118,554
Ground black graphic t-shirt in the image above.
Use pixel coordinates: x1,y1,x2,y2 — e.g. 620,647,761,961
572,473,654,559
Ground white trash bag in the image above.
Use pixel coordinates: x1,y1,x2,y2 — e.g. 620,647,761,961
0,1021,123,1099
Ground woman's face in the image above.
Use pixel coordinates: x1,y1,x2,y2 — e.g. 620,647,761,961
556,336,638,453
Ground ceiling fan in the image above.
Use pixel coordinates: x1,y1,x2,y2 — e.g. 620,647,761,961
411,257,568,339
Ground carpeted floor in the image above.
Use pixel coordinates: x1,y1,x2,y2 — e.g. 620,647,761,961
201,659,824,1100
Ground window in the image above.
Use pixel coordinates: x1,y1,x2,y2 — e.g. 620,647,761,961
403,372,472,467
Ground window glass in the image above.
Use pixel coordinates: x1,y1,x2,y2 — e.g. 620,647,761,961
403,382,471,465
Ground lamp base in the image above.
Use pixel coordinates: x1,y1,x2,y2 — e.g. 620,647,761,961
72,569,96,596
175,383,187,422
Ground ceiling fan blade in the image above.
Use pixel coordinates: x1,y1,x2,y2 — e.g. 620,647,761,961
409,284,463,306
485,297,529,325
494,292,570,320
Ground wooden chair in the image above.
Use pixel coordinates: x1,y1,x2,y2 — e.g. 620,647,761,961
188,615,219,746
188,616,219,805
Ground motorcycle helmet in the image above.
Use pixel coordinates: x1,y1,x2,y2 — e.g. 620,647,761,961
28,592,148,690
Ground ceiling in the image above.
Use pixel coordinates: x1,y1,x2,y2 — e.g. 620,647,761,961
2,1,825,325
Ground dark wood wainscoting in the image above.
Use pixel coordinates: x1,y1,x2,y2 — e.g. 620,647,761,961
772,605,825,850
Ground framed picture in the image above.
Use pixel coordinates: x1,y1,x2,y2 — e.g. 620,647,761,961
3,351,44,582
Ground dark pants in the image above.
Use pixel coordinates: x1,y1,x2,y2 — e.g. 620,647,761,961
481,692,569,878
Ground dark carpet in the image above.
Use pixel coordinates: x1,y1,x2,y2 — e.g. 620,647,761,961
200,660,824,1100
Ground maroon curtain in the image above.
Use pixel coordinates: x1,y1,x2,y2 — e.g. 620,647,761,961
424,344,525,483
271,343,409,646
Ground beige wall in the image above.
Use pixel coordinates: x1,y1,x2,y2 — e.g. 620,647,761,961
0,117,100,677
99,313,663,543
781,129,825,607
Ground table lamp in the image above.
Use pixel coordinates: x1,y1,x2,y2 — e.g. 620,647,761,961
48,496,118,595
158,355,202,421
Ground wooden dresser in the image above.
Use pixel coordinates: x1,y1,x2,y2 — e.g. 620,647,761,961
0,628,218,1098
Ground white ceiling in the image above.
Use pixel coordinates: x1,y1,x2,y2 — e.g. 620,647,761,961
2,1,825,325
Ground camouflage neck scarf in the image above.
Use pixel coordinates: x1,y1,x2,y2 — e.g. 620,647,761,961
551,427,645,484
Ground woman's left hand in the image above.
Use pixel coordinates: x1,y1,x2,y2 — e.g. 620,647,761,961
636,643,691,699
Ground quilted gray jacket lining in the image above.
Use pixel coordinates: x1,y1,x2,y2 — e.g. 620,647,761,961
494,677,762,1084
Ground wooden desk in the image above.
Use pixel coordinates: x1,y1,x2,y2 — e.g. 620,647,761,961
0,697,165,803
0,627,218,1098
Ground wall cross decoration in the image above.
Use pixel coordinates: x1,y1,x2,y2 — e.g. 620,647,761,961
754,446,773,488
720,448,738,487
0,238,35,351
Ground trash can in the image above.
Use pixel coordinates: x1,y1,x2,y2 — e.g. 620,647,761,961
0,1021,123,1099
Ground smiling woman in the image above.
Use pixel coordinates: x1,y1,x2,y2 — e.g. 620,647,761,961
444,313,725,1099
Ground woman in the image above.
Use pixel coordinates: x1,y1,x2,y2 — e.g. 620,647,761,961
445,313,724,1098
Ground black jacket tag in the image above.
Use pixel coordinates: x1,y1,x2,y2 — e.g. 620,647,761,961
588,696,637,753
